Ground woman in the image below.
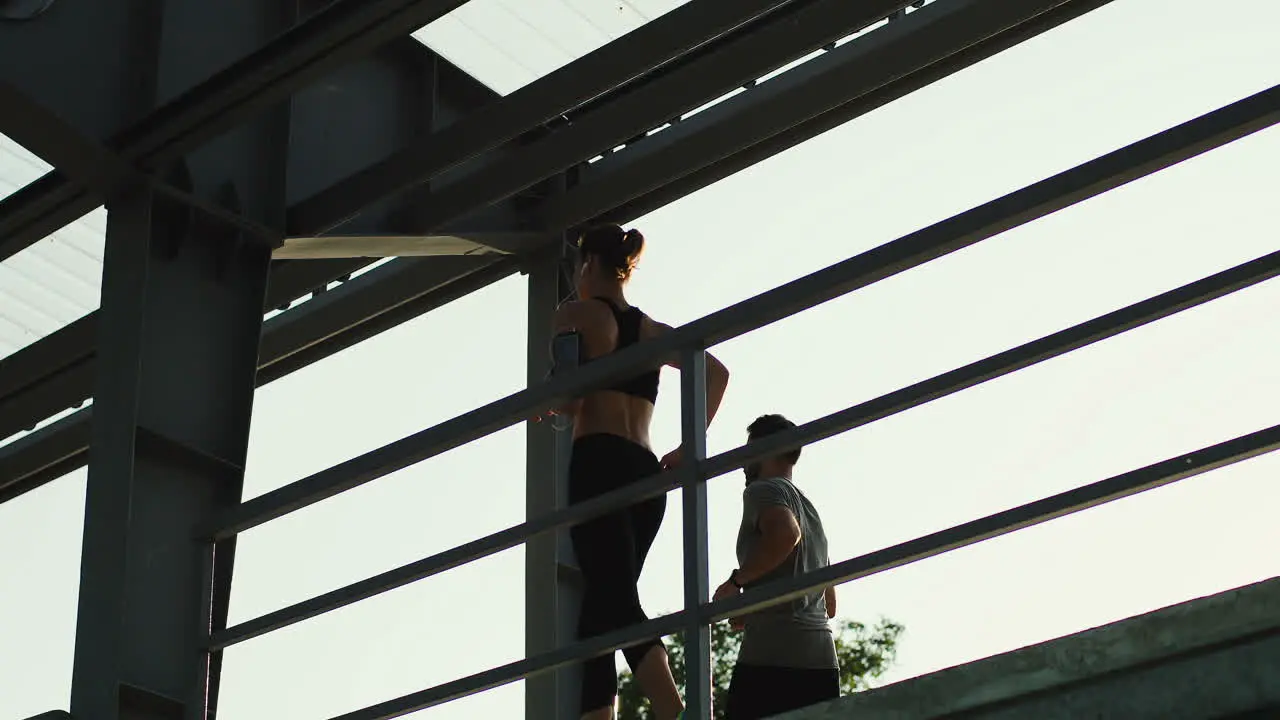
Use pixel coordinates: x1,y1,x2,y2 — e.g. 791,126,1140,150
550,223,731,720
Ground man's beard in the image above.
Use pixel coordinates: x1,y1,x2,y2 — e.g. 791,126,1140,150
744,463,762,484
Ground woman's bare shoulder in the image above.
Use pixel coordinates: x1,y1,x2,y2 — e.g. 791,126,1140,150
554,299,612,329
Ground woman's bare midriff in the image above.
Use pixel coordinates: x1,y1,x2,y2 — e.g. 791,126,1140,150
572,390,655,452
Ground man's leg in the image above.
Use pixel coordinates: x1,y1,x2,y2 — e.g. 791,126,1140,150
725,664,839,719
788,666,840,710
725,664,770,720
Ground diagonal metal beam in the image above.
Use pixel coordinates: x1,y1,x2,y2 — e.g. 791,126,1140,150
291,0,916,235
0,79,134,196
287,0,812,233
256,255,521,384
0,0,904,439
0,0,472,263
0,0,1082,445
548,0,1112,227
107,0,472,166
0,254,370,444
0,408,90,504
0,80,281,243
0,315,96,409
201,84,1280,540
0,255,518,503
0,0,887,453
605,0,1112,224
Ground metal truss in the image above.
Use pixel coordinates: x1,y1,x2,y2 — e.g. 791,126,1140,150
0,0,477,261
2,0,1277,718
2,0,1111,500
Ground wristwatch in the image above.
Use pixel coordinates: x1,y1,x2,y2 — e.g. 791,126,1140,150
729,569,744,589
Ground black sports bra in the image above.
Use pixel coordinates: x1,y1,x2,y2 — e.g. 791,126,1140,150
589,297,660,404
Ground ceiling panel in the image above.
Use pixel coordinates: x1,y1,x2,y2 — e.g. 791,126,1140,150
413,0,692,95
0,133,106,364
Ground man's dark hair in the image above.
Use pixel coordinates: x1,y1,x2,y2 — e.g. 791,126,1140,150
747,413,801,465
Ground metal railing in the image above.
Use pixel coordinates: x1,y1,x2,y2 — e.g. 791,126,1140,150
198,84,1279,719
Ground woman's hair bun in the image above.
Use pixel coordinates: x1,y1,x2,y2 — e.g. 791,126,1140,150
578,224,645,281
621,228,644,256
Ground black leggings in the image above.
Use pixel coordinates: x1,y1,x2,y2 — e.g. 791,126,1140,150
568,433,668,713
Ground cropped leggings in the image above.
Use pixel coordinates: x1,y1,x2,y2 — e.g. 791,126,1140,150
568,433,668,713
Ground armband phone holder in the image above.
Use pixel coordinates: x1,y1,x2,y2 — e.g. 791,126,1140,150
551,331,581,375
549,332,581,432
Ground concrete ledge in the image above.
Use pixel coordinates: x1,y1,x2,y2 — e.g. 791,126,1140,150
780,576,1280,719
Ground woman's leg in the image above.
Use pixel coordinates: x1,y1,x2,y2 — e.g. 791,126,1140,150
568,437,634,717
633,645,683,720
621,493,684,719
569,437,681,719
570,510,631,717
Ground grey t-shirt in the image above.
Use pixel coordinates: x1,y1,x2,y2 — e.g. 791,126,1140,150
734,476,837,669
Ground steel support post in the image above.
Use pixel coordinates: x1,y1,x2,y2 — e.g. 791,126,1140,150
67,2,290,713
71,185,272,720
680,348,712,718
525,242,580,719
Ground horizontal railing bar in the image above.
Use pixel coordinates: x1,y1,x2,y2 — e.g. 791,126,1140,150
206,466,688,649
711,423,1280,622
211,247,1280,649
328,605,692,720
704,248,1280,478
328,423,1280,719
203,84,1280,541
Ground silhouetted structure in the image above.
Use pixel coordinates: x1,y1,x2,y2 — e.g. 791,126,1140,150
1,1,1276,718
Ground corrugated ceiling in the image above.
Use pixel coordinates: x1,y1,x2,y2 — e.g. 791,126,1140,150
0,133,106,364
413,0,691,95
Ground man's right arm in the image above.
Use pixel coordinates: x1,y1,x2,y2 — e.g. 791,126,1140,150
734,482,802,587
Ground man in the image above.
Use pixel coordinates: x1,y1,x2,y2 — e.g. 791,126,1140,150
713,414,839,719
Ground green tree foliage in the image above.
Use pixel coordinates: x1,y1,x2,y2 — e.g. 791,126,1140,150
616,618,903,719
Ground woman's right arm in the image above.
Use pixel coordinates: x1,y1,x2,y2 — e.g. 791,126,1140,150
647,319,731,428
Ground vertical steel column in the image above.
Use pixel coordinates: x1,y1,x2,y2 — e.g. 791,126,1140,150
680,348,713,718
70,184,272,720
525,241,581,719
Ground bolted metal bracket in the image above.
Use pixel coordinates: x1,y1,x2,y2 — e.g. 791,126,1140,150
208,183,248,283
150,163,196,262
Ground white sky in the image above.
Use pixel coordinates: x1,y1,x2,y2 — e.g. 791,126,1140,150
3,0,1279,718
